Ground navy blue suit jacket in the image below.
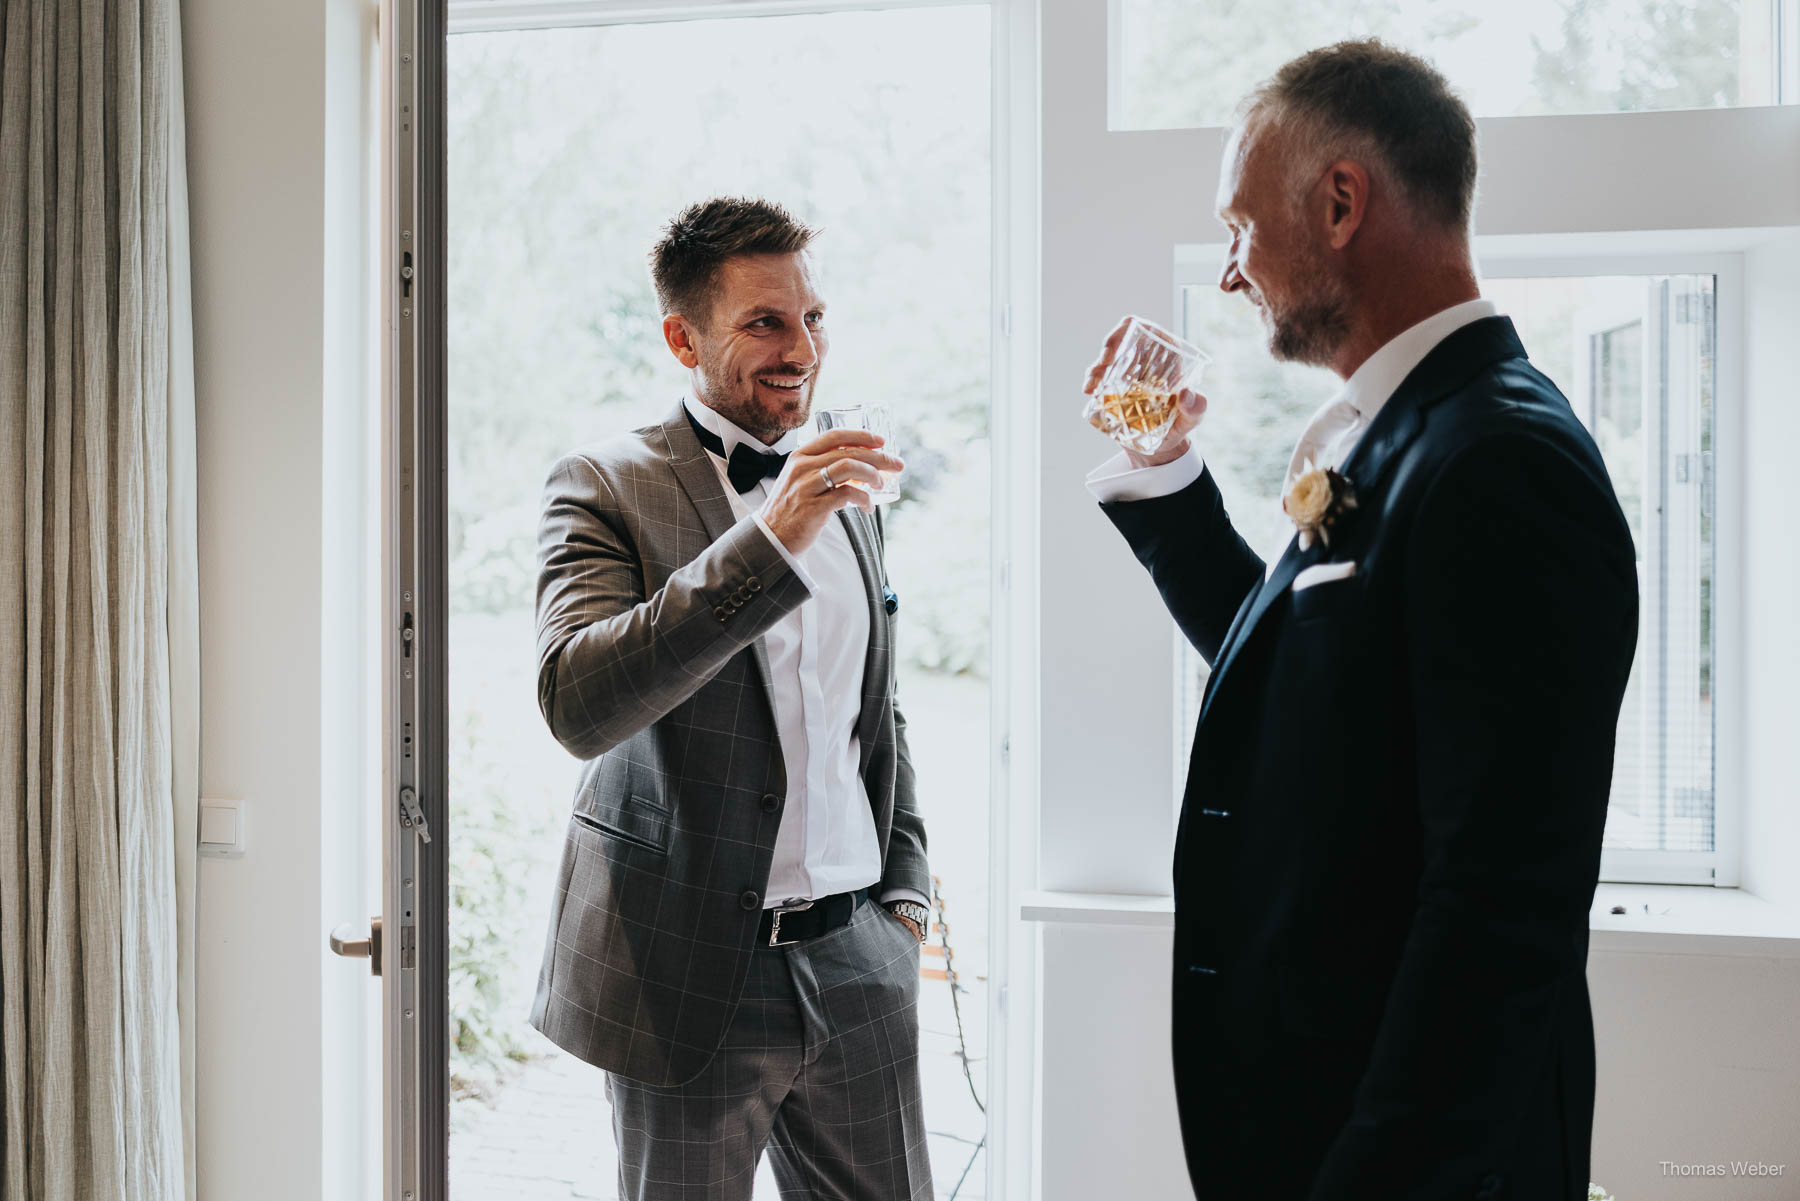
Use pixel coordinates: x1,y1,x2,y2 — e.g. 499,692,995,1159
1103,317,1638,1201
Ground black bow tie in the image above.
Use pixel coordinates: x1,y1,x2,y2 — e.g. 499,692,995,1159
686,407,788,494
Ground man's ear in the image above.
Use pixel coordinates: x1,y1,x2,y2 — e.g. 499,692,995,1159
1320,159,1371,251
663,313,702,369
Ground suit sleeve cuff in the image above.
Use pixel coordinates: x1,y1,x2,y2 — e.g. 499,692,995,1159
752,511,818,594
1086,444,1205,503
878,887,930,910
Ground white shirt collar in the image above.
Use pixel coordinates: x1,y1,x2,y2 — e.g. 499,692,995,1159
683,392,805,459
1338,297,1499,422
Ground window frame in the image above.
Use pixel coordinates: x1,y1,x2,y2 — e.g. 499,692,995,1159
1107,0,1794,131
1172,241,1744,888
1482,249,1742,886
1036,4,1800,921
437,3,1041,1199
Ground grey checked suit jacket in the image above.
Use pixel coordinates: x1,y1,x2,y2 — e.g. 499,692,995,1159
528,401,930,1087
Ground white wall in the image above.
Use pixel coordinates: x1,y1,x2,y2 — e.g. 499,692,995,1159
1034,923,1800,1201
185,0,380,1197
1037,925,1191,1201
1032,2,1800,1199
179,1,1798,1198
1590,946,1800,1200
1741,232,1800,915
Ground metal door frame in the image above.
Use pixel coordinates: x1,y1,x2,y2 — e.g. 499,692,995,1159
388,3,1033,1198
384,0,450,1197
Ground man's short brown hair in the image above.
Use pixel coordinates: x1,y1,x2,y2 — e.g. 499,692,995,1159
649,197,819,326
1245,39,1478,231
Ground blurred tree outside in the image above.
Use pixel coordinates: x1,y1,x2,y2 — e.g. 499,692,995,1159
1120,0,1768,129
447,11,993,676
441,0,1746,1157
444,7,995,1150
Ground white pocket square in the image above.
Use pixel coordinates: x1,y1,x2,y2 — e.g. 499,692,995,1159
1292,560,1357,592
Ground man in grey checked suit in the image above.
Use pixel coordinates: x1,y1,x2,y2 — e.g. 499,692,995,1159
529,196,934,1201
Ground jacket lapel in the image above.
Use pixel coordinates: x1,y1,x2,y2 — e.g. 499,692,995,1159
663,402,740,544
836,506,889,745
1197,536,1325,726
1196,316,1527,728
659,402,781,715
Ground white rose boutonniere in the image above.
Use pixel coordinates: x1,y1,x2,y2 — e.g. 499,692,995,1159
1281,459,1358,550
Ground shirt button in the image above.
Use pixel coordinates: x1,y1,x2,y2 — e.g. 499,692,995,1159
739,890,760,910
761,794,780,813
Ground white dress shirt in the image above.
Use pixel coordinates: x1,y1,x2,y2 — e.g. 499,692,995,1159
1087,299,1502,569
683,395,925,910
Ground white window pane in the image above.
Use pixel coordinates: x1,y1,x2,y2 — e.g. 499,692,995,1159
1176,272,1716,867
1117,0,1779,131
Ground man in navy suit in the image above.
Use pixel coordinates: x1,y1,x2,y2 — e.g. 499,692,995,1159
1085,40,1639,1201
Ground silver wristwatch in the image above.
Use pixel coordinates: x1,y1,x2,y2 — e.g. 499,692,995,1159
885,900,930,943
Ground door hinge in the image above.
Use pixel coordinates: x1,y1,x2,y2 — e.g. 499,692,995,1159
399,785,432,843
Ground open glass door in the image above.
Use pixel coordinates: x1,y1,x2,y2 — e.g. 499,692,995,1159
382,0,452,1197
383,2,1010,1197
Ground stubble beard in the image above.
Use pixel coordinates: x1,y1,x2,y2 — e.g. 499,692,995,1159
1259,250,1352,368
695,362,816,446
1266,297,1351,366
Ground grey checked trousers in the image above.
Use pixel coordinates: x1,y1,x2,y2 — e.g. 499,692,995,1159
605,895,933,1201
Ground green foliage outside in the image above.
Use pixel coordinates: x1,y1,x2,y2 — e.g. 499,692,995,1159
445,12,993,680
448,709,560,1102
1120,0,1766,129
445,9,995,1107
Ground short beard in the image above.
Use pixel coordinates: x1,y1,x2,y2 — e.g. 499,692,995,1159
694,360,814,446
1267,296,1351,366
1258,245,1352,367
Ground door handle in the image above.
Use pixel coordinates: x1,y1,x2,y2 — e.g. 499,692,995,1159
329,916,383,977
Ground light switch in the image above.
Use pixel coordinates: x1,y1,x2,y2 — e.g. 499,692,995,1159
199,798,245,856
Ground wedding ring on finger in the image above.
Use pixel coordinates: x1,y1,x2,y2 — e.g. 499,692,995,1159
818,465,838,491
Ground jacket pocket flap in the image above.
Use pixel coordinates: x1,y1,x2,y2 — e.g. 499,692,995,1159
573,794,670,853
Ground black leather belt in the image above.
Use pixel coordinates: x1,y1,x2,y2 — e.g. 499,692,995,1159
758,888,868,947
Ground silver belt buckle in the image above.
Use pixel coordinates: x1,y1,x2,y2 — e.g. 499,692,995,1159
768,897,815,947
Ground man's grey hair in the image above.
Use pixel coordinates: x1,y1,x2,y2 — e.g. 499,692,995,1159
1240,39,1478,232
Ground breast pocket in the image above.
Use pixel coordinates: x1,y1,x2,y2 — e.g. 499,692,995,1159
1289,575,1363,624
572,794,671,855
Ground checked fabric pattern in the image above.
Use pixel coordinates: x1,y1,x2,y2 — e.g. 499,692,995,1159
607,896,933,1201
528,401,930,1087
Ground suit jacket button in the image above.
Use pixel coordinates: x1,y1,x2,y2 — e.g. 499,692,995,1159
1474,1173,1502,1200
714,605,729,622
761,794,780,813
739,890,760,910
746,576,761,592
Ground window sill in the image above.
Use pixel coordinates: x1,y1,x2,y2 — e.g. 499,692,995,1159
1588,883,1800,957
1018,890,1174,928
1019,885,1800,958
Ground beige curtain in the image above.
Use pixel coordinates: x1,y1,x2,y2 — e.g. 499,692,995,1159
0,0,198,1199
